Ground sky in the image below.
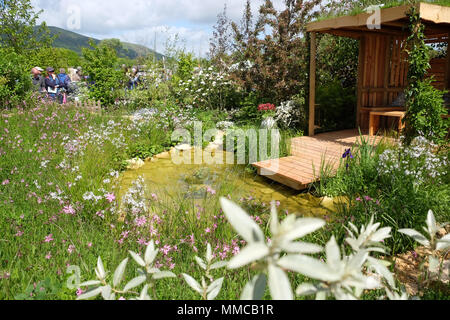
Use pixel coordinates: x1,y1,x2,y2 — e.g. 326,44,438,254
31,0,286,57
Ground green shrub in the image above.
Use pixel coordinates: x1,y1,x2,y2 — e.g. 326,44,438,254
82,41,125,106
404,7,449,145
403,79,448,145
0,49,32,107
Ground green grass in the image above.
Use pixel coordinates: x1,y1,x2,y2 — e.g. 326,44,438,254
0,102,307,300
1,102,448,300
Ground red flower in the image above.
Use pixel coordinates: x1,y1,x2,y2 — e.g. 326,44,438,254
258,103,276,112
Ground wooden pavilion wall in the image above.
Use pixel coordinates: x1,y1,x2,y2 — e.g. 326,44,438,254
357,34,408,129
357,34,448,129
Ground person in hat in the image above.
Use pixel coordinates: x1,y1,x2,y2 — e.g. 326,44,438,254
44,67,60,101
31,67,46,93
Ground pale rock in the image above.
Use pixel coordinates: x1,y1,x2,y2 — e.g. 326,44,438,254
155,151,171,159
126,158,145,170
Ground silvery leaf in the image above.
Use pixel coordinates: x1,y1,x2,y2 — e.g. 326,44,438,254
316,291,327,300
277,254,339,282
365,247,387,254
270,201,279,235
220,198,264,243
144,241,158,266
283,218,325,242
325,236,341,268
139,284,152,300
268,264,293,300
240,274,267,300
152,271,176,279
367,257,395,288
146,268,160,274
129,251,146,267
371,227,392,242
195,256,207,270
227,243,269,269
96,257,106,280
398,229,430,247
210,261,227,270
296,283,320,296
206,243,212,263
426,210,438,237
123,275,146,292
437,234,450,251
76,286,103,300
182,274,203,294
280,241,322,254
207,277,224,300
101,285,112,300
79,280,101,287
113,258,129,287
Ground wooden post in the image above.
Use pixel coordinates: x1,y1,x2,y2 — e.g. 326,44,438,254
356,36,366,128
446,32,450,90
308,32,316,137
383,36,393,105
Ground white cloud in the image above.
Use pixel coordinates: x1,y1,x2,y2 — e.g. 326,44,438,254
31,0,287,56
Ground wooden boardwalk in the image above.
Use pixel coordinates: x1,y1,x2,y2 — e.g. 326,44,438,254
252,130,388,190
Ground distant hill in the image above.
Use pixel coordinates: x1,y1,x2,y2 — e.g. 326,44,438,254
40,26,164,60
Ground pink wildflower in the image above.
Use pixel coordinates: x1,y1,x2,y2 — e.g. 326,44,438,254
44,234,54,243
67,244,75,254
105,193,116,203
62,205,76,215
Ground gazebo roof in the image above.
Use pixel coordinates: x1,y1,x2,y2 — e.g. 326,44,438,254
307,2,450,41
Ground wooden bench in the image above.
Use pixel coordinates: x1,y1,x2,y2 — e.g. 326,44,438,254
369,110,406,136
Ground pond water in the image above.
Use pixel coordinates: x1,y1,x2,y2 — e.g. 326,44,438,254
118,150,347,217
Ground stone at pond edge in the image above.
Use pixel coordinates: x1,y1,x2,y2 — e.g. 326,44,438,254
319,196,335,211
155,151,171,159
126,158,145,170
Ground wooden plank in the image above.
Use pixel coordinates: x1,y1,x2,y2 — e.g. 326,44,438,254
383,36,392,105
309,32,316,137
252,130,393,190
419,2,450,24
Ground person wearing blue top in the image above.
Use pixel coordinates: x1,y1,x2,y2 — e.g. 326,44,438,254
44,67,60,101
57,68,71,90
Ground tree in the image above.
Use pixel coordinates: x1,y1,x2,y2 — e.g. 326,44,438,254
0,0,53,54
0,48,32,107
230,0,322,103
28,47,82,71
209,4,232,70
82,41,124,106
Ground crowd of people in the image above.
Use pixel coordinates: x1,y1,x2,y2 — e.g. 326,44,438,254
30,63,172,104
31,66,84,103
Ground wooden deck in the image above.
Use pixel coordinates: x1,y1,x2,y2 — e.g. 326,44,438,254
252,129,388,190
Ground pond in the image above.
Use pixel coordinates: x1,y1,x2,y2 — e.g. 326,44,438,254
118,150,347,217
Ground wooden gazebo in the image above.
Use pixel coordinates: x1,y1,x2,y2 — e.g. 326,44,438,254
306,2,450,136
252,3,450,190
